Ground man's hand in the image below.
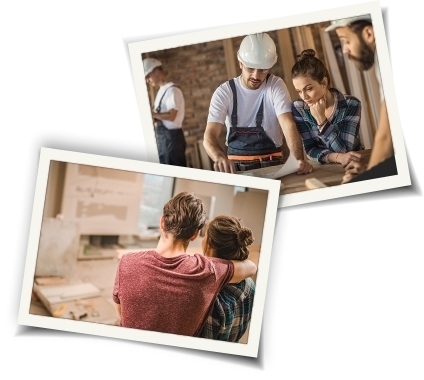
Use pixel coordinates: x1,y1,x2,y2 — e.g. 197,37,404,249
338,152,362,168
297,159,313,174
213,157,236,173
341,160,367,184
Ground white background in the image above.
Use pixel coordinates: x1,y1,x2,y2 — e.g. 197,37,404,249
1,0,423,378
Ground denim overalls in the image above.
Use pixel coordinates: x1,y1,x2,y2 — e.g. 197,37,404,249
227,75,285,171
154,85,187,167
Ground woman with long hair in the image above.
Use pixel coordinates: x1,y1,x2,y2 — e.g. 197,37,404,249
291,49,364,167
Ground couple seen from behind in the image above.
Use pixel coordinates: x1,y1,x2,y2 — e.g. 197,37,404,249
113,192,256,343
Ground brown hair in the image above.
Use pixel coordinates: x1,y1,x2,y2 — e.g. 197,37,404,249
291,49,331,87
206,215,254,261
162,192,206,242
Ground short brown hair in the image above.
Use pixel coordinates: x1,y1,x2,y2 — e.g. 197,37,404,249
206,215,254,261
162,192,206,241
349,19,373,36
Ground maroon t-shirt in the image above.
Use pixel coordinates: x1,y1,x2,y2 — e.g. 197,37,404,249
113,250,234,336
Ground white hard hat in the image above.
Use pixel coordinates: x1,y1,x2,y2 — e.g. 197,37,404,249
143,57,162,76
237,33,277,70
325,14,372,32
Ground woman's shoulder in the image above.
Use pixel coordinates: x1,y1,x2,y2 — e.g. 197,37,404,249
331,88,361,105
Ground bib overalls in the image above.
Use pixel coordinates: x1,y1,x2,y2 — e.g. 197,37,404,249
154,85,187,167
226,75,285,171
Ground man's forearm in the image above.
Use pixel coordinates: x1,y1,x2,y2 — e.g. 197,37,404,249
367,101,394,170
278,113,306,160
229,259,257,283
203,139,226,162
203,130,227,162
152,111,177,122
285,129,305,160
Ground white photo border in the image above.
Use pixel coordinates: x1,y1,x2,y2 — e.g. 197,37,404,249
18,147,281,358
127,0,411,208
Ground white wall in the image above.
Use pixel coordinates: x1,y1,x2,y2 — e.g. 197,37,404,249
173,178,235,218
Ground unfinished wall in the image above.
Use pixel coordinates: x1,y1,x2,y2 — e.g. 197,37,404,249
43,161,67,218
173,178,235,218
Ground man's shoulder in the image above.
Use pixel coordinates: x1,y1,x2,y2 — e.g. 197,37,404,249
119,250,153,265
267,73,287,87
210,81,233,102
166,82,183,95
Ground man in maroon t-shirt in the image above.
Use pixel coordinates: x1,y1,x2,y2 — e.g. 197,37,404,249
113,192,257,337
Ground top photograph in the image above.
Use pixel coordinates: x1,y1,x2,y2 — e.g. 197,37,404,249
127,1,411,208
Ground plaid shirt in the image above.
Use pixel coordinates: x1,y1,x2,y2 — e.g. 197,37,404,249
292,88,363,163
199,278,255,342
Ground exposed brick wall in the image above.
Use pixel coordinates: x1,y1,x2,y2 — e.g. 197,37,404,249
143,40,228,140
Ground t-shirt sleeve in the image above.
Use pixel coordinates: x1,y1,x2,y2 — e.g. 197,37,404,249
207,84,230,124
272,77,293,116
165,87,184,111
208,257,235,287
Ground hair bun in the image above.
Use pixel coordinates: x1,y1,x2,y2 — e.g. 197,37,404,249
296,49,316,62
237,227,254,247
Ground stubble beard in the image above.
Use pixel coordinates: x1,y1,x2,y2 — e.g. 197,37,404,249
245,77,263,90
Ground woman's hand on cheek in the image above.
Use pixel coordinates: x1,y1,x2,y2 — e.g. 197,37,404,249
310,96,326,124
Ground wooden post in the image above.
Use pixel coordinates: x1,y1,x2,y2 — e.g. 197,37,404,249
222,38,238,80
276,29,298,101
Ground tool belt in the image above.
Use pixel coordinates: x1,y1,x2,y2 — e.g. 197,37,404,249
228,151,283,161
229,152,285,172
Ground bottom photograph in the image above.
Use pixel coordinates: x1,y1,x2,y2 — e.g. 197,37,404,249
18,147,280,358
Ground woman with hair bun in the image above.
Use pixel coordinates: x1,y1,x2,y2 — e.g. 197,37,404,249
199,215,256,342
291,49,364,167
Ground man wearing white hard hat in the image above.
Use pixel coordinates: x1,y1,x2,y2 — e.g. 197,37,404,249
325,15,397,183
143,57,187,167
203,33,313,174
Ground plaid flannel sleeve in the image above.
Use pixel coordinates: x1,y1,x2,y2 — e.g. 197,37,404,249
199,279,255,342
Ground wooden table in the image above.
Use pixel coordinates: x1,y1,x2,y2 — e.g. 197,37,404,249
241,149,372,195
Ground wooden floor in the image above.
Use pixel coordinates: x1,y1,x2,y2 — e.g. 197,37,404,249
30,236,260,344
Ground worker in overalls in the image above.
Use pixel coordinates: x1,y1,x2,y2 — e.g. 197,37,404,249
203,33,313,174
143,57,187,167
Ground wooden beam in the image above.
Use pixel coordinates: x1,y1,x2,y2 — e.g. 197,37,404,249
302,25,316,52
222,38,238,80
276,29,298,101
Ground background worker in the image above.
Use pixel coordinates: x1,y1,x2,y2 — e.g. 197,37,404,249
203,33,313,174
143,57,187,167
325,15,397,183
113,192,257,337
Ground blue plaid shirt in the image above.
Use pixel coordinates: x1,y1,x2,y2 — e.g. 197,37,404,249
199,278,255,342
292,88,363,163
